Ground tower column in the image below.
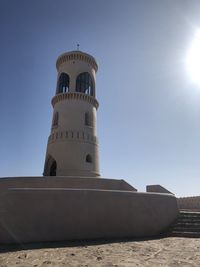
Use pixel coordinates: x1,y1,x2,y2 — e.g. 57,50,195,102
44,51,100,177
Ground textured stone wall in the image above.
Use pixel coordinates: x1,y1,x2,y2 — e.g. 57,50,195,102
178,196,200,211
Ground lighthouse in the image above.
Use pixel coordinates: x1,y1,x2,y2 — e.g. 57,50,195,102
0,49,179,245
43,50,100,177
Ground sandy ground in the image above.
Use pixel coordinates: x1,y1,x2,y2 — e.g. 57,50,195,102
0,237,200,267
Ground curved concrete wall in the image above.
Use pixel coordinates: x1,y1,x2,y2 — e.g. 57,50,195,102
0,187,178,244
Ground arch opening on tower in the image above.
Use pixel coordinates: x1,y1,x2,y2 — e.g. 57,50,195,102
76,72,94,96
52,112,59,128
56,72,70,94
86,154,92,163
85,112,92,127
50,161,57,176
43,155,57,176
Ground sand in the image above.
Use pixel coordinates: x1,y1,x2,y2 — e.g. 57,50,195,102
0,237,200,267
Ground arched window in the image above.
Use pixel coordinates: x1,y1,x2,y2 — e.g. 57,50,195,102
56,73,70,94
50,161,57,176
52,112,59,127
43,155,57,176
76,72,94,96
85,112,91,126
86,154,92,163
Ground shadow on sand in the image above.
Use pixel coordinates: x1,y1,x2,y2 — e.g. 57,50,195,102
0,235,168,253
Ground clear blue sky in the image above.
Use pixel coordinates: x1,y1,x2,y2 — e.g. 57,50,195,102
0,0,200,197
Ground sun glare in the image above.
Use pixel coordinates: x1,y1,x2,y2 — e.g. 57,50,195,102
186,30,200,84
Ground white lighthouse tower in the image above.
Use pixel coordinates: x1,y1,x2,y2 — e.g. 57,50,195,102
43,50,100,177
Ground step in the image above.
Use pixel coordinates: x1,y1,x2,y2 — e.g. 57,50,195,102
167,211,200,237
175,223,200,228
180,211,200,214
179,213,200,218
177,216,200,221
180,209,200,212
172,227,200,232
170,231,200,238
176,219,200,223
179,214,200,219
176,221,200,225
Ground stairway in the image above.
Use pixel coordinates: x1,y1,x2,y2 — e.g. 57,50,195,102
168,210,200,237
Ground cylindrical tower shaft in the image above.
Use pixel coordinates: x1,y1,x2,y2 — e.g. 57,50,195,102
43,50,100,177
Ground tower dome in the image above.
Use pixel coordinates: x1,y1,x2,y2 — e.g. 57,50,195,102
43,50,100,177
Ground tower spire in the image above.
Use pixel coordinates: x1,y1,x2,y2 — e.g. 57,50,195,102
77,43,80,51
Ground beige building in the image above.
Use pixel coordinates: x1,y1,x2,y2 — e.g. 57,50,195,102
43,50,100,177
0,50,179,244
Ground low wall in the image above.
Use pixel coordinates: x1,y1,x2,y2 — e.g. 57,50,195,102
0,176,136,192
146,185,173,194
0,188,178,244
178,196,200,211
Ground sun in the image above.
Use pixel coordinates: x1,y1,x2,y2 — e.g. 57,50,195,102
186,30,200,84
